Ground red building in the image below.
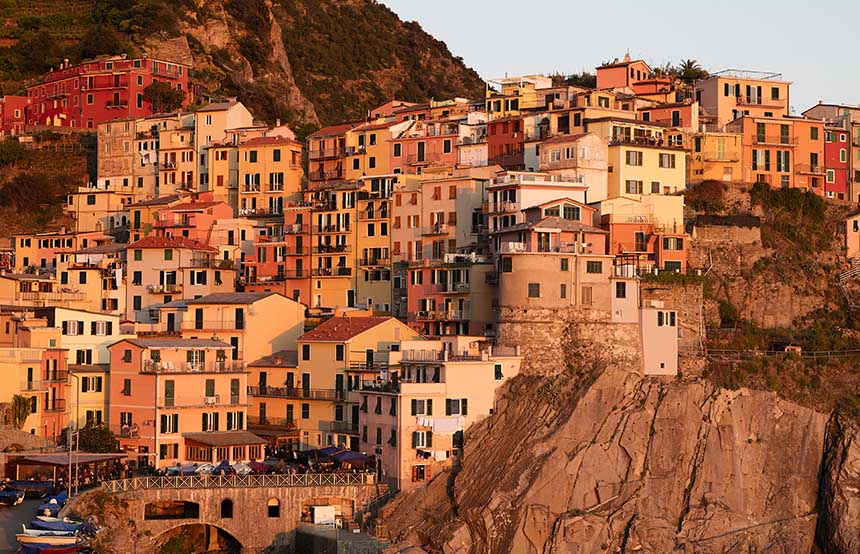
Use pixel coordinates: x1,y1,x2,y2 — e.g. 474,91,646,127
25,56,190,130
487,116,525,170
825,126,849,200
0,95,29,137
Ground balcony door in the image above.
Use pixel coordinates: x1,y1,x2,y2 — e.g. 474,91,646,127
164,380,175,408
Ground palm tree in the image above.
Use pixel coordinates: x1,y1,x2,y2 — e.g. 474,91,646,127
11,395,30,430
678,59,709,84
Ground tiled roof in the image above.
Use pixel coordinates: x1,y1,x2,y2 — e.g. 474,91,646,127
184,292,279,305
308,121,362,139
248,350,299,368
128,236,216,252
241,135,301,147
129,194,181,207
121,338,232,349
353,120,399,132
539,133,590,145
71,243,125,254
493,216,607,235
168,201,225,211
299,316,394,342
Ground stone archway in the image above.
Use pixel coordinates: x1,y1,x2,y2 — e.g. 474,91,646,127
155,522,242,554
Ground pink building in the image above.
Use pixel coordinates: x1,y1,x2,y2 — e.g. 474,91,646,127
243,205,311,304
152,195,234,243
0,95,29,136
825,126,850,199
108,337,260,468
390,119,460,174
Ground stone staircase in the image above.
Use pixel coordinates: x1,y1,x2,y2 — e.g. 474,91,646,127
837,259,860,308
355,481,393,535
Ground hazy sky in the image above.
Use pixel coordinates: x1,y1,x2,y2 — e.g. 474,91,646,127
381,0,857,114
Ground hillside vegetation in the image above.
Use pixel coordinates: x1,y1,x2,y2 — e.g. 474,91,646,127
0,0,484,130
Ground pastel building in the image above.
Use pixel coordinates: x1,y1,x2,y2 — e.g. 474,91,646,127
237,135,304,216
694,70,791,127
537,133,609,201
389,119,459,175
0,346,68,440
13,230,107,272
108,338,259,468
359,337,521,491
687,132,743,182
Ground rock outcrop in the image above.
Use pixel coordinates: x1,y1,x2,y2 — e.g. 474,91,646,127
382,366,830,553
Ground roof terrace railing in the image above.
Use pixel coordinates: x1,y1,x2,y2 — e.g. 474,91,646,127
102,473,375,493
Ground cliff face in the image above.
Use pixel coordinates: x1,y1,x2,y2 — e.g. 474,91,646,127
383,367,832,553
0,0,485,128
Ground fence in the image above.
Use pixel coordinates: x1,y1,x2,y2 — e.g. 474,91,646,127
706,348,860,361
102,473,375,493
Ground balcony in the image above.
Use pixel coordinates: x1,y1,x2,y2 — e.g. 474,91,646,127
608,136,680,149
311,267,352,277
184,320,245,332
321,420,358,435
21,380,47,392
45,371,68,383
161,161,177,170
248,416,298,429
490,201,519,213
414,310,437,321
406,153,442,164
440,281,470,294
187,257,235,269
308,148,345,160
146,283,181,294
19,290,87,302
311,169,344,181
400,349,482,363
700,151,740,163
736,95,786,108
312,244,351,254
43,399,66,413
314,224,350,234
359,209,389,220
112,424,140,439
795,164,826,176
248,386,345,401
349,360,390,371
422,223,450,236
754,135,797,146
284,223,310,234
141,360,246,374
105,101,128,109
243,184,261,193
440,309,470,321
266,183,284,193
158,394,244,409
311,201,339,212
358,257,391,267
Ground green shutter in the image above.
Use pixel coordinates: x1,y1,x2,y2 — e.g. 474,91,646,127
461,399,468,416
426,431,433,448
445,399,452,416
411,399,417,416
411,432,418,448
426,399,432,415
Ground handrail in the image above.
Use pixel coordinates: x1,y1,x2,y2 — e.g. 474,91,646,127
101,473,375,492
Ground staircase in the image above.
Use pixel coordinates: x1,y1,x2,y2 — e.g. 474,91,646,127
837,258,860,308
355,481,393,536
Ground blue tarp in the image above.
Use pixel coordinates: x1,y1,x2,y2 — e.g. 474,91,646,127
316,446,344,457
29,521,82,533
212,460,235,475
332,451,369,463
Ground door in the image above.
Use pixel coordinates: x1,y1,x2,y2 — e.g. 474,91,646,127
335,374,344,396
301,373,310,394
167,313,175,333
285,372,294,393
259,372,267,394
164,380,175,407
347,289,355,308
365,349,374,369
417,141,425,162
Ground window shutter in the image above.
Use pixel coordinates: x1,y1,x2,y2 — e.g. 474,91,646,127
411,431,418,448
96,376,103,392
445,399,452,416
411,399,417,416
213,412,220,431
160,414,167,433
426,431,433,448
62,321,68,335
106,322,113,335
461,398,468,416
187,350,194,363
226,413,233,430
172,414,179,431
91,322,97,335
238,412,244,430
426,399,432,415
202,413,208,431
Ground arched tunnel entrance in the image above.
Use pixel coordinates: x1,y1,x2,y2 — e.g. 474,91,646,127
156,523,242,554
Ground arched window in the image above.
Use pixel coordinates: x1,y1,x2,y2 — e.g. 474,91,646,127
220,498,233,519
267,497,280,518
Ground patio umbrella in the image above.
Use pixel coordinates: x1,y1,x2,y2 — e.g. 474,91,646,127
194,463,215,475
213,460,235,475
248,461,268,474
231,462,252,475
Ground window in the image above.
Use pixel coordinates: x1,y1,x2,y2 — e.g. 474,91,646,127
841,149,848,163
771,87,780,100
811,127,819,140
133,296,141,311
301,403,310,419
302,344,310,360
159,413,179,433
616,281,627,299
267,498,280,518
411,431,432,449
133,249,142,261
445,398,468,416
527,283,540,298
625,180,643,194
494,363,504,380
651,181,660,194
657,311,677,327
662,237,684,250
410,398,433,416
560,283,567,299
335,344,344,361
220,499,233,519
827,169,835,183
86,195,96,205
501,257,512,273
659,153,676,168
393,143,401,157
412,465,427,482
163,249,173,261
443,139,452,154
586,261,603,274
625,151,643,166
122,378,131,396
560,258,569,271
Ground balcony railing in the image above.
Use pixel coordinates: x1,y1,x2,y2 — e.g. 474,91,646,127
111,424,140,438
248,416,297,428
314,224,350,234
490,201,519,213
267,183,284,192
312,244,351,254
147,283,181,294
406,153,442,164
736,95,786,107
311,267,352,277
243,184,261,192
422,224,449,236
45,371,68,383
102,473,374,493
19,291,87,302
358,209,388,220
308,148,345,160
348,360,390,371
754,134,797,146
21,380,47,392
795,164,826,176
440,281,470,293
321,420,359,435
43,399,66,413
359,257,390,267
184,320,245,331
248,386,345,401
157,394,244,409
284,223,310,234
141,360,246,374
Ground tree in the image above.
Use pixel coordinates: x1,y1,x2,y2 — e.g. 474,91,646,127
11,395,30,429
677,59,709,84
143,81,185,113
58,423,118,453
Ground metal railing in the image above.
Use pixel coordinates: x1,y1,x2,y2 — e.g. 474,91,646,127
21,380,47,391
247,416,297,427
358,257,390,267
147,283,182,294
141,360,246,374
308,148,346,160
794,164,826,176
311,267,352,277
312,244,351,254
20,291,86,302
248,386,345,401
753,134,797,146
102,473,375,493
43,399,66,413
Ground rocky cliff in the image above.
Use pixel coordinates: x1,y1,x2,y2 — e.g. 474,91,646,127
382,365,834,553
0,0,485,129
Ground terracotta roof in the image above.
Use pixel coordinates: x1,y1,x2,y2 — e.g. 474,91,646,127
168,201,224,211
308,121,362,139
540,133,590,145
248,350,299,368
184,292,280,305
72,243,125,254
299,316,394,342
183,431,266,447
353,120,399,132
129,194,181,207
121,338,232,349
128,236,216,252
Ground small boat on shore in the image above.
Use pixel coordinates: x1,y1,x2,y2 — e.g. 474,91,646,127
15,534,78,546
0,489,25,507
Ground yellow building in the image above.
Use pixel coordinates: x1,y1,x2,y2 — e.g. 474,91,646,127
687,132,743,182
485,75,558,119
266,316,424,451
307,181,360,309
66,187,133,234
586,118,686,197
128,194,185,242
194,101,254,192
237,136,304,216
158,124,196,195
0,273,96,312
344,120,411,180
356,176,395,312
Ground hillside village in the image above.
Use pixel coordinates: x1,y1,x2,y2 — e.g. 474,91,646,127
3,49,860,553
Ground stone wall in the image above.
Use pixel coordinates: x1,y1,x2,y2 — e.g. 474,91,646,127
496,306,641,375
692,223,761,244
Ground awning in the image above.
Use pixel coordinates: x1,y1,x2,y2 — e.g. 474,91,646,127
182,431,266,447
12,452,126,466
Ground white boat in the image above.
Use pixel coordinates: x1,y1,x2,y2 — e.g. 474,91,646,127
15,534,78,545
20,527,75,537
